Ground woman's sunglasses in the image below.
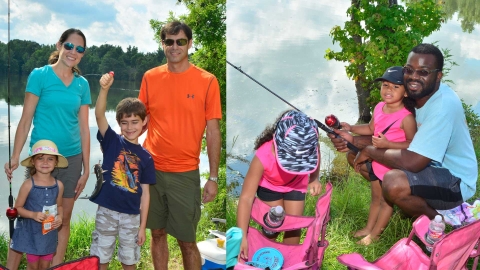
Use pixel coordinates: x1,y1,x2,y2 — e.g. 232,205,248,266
402,66,439,77
163,38,188,47
63,42,86,54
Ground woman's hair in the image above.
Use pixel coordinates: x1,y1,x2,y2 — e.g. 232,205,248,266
253,110,292,150
27,154,58,176
403,96,416,117
48,28,86,74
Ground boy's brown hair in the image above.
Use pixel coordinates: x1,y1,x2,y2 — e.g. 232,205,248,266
115,98,147,123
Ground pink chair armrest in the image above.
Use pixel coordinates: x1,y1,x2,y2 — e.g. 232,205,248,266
337,253,383,270
412,215,431,246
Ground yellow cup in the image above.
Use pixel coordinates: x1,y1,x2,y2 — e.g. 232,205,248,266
217,238,225,248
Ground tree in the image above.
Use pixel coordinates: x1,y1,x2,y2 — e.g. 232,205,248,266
442,0,480,33
325,0,444,123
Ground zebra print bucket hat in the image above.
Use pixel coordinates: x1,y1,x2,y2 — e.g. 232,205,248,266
273,110,319,174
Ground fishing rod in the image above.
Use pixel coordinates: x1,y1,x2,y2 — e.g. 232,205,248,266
6,0,18,239
227,60,359,153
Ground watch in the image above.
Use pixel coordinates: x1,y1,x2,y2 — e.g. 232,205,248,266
208,177,218,183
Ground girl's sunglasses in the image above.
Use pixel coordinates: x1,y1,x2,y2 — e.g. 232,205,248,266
163,38,188,46
63,42,86,54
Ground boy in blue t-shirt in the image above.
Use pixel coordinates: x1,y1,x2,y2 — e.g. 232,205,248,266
89,72,156,270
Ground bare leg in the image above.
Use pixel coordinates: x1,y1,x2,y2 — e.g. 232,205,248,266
100,263,109,270
354,180,382,238
151,229,168,270
383,169,437,219
26,261,39,270
358,182,394,245
6,247,22,270
282,200,305,245
52,197,75,265
38,259,51,270
177,239,201,270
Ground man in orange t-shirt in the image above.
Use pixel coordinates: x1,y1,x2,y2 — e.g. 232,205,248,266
138,21,222,270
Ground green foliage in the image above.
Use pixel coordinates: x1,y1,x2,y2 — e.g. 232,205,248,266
325,0,444,121
442,0,480,33
0,40,165,81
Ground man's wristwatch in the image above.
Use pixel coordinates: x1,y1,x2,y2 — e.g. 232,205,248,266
208,177,218,183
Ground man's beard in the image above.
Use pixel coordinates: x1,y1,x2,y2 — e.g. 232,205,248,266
405,79,436,100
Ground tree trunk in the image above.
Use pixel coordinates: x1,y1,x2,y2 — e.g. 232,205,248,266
352,0,371,123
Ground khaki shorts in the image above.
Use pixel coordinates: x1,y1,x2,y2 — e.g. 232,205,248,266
90,206,140,265
147,170,201,242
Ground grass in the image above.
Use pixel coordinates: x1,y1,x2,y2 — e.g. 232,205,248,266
0,210,222,269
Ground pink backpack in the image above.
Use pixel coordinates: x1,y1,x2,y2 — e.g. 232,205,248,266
337,215,480,270
235,182,333,269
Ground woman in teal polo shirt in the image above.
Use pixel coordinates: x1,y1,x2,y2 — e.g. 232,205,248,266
4,28,91,267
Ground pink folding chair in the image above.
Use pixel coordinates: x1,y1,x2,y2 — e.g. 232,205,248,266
235,182,333,270
337,215,480,270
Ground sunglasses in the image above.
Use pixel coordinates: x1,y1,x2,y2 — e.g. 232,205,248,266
402,66,440,77
163,38,188,46
63,42,85,54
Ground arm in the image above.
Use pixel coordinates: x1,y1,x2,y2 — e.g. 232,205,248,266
237,156,264,260
372,114,417,149
307,161,322,196
137,183,150,246
53,181,64,229
4,93,39,180
202,118,221,203
74,104,91,201
355,146,431,172
347,121,375,136
95,73,114,137
15,180,46,222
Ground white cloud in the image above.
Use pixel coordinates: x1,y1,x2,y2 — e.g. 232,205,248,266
0,0,188,53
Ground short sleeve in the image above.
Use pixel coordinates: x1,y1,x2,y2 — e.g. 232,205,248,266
140,154,156,185
97,125,119,153
25,67,45,96
205,77,222,120
80,78,91,105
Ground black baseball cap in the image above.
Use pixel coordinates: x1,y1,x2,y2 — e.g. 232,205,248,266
373,66,404,85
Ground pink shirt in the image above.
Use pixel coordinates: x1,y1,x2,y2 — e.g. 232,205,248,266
372,102,412,180
256,140,308,192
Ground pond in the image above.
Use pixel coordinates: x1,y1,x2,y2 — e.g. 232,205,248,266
226,0,480,195
0,75,210,233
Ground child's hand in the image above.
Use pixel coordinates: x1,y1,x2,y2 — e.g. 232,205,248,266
99,72,114,90
239,236,248,261
372,133,389,148
340,122,351,131
308,180,322,196
137,228,146,246
52,215,63,229
33,212,46,223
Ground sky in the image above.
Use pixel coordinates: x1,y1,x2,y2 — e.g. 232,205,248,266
0,0,188,53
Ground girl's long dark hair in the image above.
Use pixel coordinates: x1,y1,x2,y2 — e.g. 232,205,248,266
403,96,416,117
48,28,86,75
253,109,292,150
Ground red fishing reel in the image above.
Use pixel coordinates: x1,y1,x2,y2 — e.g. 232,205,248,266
108,71,114,77
6,207,17,220
325,114,341,129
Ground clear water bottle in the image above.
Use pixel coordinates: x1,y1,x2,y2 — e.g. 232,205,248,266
262,205,285,236
425,215,445,252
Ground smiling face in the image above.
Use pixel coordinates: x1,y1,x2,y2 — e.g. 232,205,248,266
162,30,192,67
380,81,407,105
56,33,86,69
118,114,147,144
404,52,443,107
32,154,57,174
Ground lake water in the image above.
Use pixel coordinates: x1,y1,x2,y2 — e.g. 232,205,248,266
226,0,480,194
0,75,210,233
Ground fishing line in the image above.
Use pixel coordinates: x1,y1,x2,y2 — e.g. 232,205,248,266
6,0,18,239
227,60,359,153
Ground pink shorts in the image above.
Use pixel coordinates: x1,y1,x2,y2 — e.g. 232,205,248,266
26,253,54,263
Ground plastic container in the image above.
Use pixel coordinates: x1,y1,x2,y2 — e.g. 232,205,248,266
425,215,445,252
262,205,285,236
197,238,226,270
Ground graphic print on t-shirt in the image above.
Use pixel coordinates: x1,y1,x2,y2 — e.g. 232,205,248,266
111,149,140,193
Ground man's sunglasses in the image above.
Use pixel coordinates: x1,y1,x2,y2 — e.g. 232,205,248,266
163,38,188,47
402,66,440,77
63,42,86,54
